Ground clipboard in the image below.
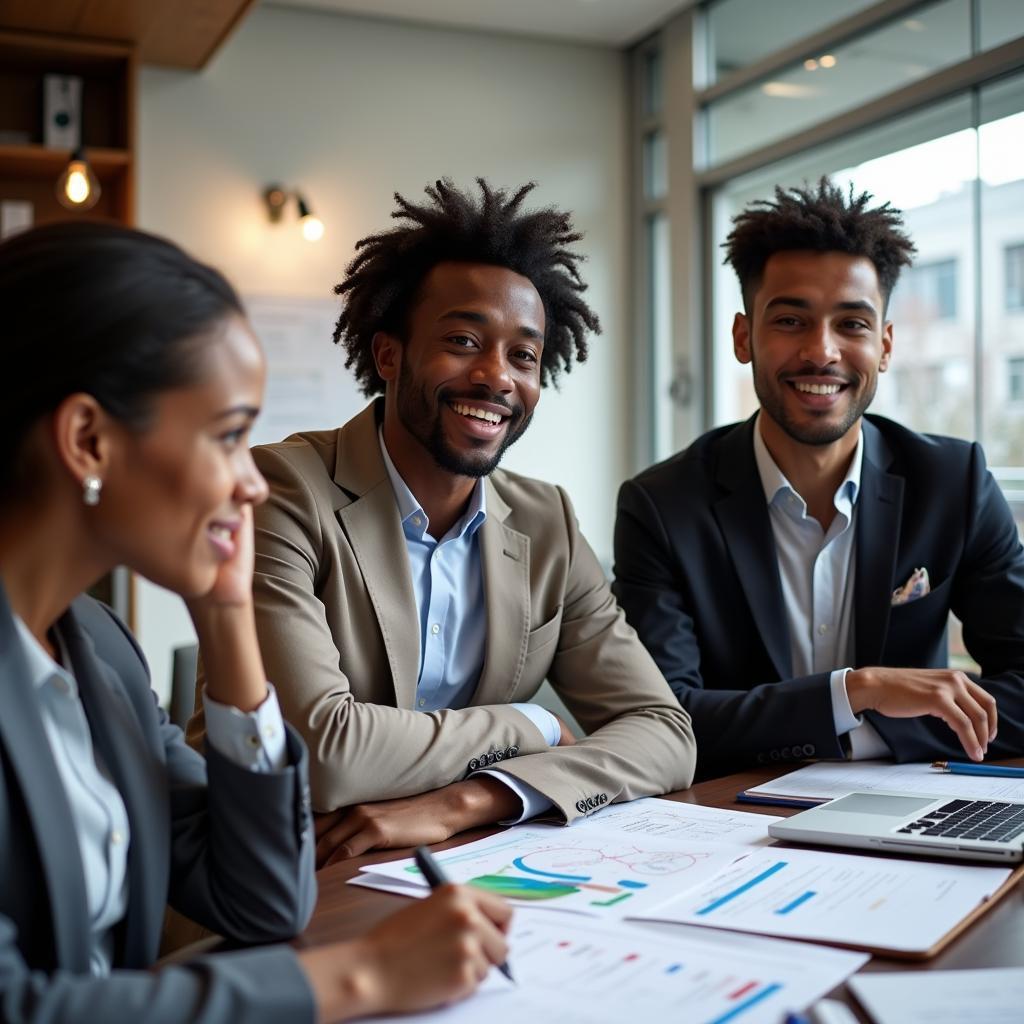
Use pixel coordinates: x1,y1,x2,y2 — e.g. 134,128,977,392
788,860,1024,961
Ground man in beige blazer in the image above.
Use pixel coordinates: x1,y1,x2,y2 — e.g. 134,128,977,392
189,180,695,862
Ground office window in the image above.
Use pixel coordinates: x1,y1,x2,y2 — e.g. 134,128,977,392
1008,357,1024,403
704,0,878,84
890,260,958,321
703,0,970,167
1008,244,1024,310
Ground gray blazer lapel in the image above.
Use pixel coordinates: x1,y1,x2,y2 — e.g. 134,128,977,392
0,590,91,971
712,419,793,680
334,402,421,708
854,420,904,667
474,479,530,706
60,606,169,969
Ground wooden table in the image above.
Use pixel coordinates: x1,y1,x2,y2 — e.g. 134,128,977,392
296,766,1024,1019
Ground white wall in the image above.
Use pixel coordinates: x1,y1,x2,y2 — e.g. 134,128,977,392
135,4,630,702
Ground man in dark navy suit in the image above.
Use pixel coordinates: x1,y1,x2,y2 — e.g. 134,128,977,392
614,179,1024,779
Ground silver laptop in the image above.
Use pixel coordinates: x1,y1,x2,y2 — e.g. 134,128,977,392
768,791,1024,863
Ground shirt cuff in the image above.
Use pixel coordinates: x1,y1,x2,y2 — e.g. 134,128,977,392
848,718,893,760
511,702,561,746
202,683,288,772
829,667,862,735
474,768,554,824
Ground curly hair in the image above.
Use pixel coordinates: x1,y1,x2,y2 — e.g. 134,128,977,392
723,177,916,312
333,178,601,395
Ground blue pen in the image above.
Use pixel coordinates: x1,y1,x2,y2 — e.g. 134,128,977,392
783,1013,812,1024
932,761,1024,779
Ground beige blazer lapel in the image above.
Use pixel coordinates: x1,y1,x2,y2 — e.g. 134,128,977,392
333,404,421,709
474,478,531,705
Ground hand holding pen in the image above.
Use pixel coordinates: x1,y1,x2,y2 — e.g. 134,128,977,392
415,845,516,984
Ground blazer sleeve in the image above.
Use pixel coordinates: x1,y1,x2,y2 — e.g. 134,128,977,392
0,924,314,1024
870,442,1024,760
613,476,844,770
190,443,552,812
489,485,698,820
0,602,317,1024
89,600,318,943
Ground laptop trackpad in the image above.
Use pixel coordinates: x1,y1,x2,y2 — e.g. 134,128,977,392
820,793,936,818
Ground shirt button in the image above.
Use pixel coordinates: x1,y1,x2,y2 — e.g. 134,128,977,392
818,624,829,635
53,677,70,695
246,734,261,748
411,515,421,526
418,698,425,707
431,623,440,635
111,830,125,846
262,724,277,739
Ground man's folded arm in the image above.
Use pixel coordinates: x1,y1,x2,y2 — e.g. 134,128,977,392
488,486,697,820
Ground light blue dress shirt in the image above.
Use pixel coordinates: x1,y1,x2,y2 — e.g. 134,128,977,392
752,416,890,759
15,614,288,977
378,431,558,820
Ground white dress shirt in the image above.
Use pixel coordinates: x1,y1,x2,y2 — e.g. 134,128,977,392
16,614,288,976
752,416,890,759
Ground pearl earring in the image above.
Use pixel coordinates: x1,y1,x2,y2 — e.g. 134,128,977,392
83,475,102,507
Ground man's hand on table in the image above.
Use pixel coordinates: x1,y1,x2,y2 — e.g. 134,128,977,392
846,666,998,761
314,776,524,866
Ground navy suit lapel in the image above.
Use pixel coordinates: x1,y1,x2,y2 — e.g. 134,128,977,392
712,419,793,680
854,420,905,667
0,590,92,971
60,607,169,969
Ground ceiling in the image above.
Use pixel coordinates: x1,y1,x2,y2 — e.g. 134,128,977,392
268,0,696,47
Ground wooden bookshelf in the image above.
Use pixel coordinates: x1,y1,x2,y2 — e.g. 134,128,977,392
0,30,135,225
0,29,137,624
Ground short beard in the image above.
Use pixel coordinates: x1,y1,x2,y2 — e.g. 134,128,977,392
396,359,532,477
752,354,876,447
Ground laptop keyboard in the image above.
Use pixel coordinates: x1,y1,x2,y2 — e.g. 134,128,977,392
898,799,1024,844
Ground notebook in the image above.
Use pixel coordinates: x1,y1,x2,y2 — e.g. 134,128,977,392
767,791,1024,863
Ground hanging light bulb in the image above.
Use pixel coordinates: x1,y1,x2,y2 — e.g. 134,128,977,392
296,194,324,242
56,147,101,211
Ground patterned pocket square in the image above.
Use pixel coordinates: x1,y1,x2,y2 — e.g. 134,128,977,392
892,566,930,606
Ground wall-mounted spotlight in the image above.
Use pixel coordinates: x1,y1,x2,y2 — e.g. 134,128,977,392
263,184,324,242
56,147,101,210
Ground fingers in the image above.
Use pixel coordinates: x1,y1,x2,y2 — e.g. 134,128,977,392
443,887,511,976
933,673,991,761
966,677,999,744
315,817,363,867
468,887,515,932
313,809,345,840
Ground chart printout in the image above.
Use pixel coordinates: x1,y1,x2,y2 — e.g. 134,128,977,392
360,826,750,918
635,845,1011,952
582,797,780,845
369,908,868,1024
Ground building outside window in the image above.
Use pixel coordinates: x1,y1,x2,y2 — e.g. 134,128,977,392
1008,243,1024,310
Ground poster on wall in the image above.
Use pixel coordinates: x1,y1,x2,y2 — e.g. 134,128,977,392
244,295,370,446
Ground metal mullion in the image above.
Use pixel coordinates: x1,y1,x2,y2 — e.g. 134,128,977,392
697,0,933,104
695,37,1024,188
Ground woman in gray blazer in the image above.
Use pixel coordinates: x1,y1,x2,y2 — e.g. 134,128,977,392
0,222,510,1023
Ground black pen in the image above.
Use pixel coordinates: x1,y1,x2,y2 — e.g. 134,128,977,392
413,845,515,984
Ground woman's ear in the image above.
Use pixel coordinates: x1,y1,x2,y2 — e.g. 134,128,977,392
51,392,116,491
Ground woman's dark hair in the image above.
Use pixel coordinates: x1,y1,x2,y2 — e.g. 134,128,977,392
0,220,243,500
723,177,916,312
333,178,601,396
